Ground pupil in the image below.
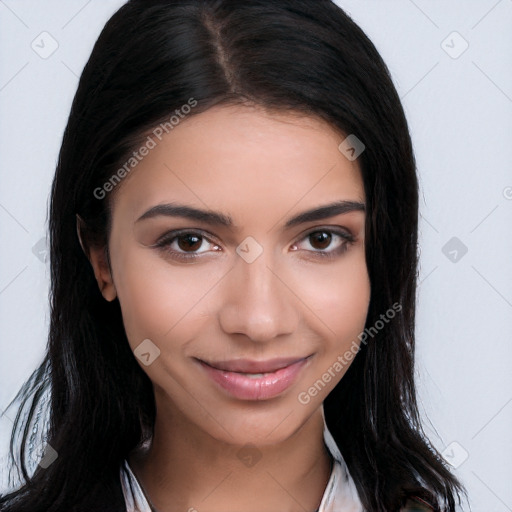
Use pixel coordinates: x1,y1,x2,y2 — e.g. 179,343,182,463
311,231,331,250
178,234,201,252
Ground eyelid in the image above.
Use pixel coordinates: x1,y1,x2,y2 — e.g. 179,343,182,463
154,225,354,245
152,229,221,263
298,225,355,241
291,226,356,257
154,228,217,247
153,225,356,261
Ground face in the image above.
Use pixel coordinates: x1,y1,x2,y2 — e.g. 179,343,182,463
91,104,370,446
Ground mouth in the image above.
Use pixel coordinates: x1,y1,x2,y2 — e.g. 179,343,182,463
195,355,313,401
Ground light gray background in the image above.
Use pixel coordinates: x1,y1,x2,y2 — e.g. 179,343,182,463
1,1,511,510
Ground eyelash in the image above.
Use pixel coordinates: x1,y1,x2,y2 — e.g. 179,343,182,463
154,227,356,262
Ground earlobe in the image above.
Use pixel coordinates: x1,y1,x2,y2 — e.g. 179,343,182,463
89,246,118,302
76,214,117,302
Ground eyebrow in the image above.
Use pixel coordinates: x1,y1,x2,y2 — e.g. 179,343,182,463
135,200,365,229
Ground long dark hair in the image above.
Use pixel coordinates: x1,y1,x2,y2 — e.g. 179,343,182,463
0,1,467,510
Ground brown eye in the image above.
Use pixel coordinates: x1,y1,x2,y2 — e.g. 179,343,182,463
154,230,221,261
291,227,356,259
308,231,332,250
176,234,203,252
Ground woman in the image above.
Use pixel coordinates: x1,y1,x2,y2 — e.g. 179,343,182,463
0,1,467,510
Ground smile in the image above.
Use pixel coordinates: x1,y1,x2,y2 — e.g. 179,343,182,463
195,355,313,401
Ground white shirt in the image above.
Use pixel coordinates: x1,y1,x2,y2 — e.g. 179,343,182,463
120,411,364,512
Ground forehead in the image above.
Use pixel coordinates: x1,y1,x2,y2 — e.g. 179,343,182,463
110,105,365,225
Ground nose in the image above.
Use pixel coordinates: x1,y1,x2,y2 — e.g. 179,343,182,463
217,247,300,344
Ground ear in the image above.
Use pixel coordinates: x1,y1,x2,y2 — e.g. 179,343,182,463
76,214,117,302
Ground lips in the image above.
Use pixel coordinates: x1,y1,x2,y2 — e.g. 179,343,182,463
195,355,312,400
199,356,308,374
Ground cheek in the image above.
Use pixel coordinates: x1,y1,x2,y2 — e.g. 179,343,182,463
296,252,370,342
113,239,370,359
294,255,370,402
111,246,223,351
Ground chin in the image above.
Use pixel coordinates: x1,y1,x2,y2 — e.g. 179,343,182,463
199,400,316,448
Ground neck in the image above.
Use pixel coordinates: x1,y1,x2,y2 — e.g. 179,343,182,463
129,402,333,512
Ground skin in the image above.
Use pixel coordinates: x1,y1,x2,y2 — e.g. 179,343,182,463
87,104,371,512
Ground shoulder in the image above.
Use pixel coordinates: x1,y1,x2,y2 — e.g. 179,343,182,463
400,496,435,511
